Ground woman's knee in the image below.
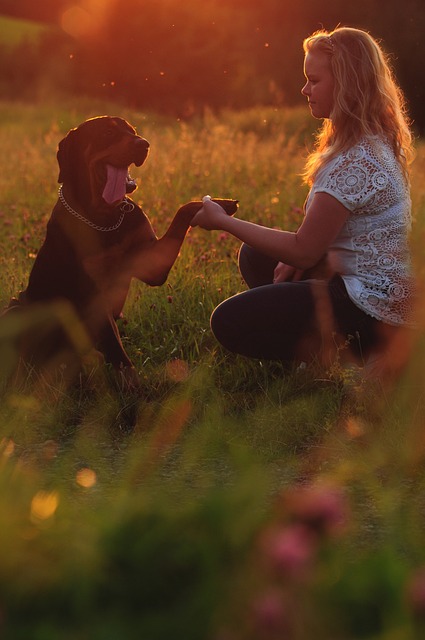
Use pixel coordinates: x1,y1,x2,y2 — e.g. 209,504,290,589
238,244,277,288
210,298,234,346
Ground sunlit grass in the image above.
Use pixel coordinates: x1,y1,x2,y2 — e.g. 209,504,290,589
0,99,425,638
0,14,54,47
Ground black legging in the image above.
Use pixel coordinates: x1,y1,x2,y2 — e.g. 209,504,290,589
210,244,386,364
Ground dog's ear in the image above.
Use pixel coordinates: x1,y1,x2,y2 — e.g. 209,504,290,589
57,128,78,184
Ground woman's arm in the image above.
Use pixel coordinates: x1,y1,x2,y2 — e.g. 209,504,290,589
191,192,350,271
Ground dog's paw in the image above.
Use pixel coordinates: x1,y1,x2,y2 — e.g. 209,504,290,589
177,197,238,224
210,197,239,216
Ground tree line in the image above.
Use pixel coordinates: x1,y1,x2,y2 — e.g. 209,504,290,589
0,0,424,133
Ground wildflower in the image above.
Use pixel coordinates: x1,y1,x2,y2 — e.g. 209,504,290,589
280,484,348,537
261,523,316,579
167,295,173,303
165,359,190,382
407,568,425,617
289,204,303,216
251,590,289,635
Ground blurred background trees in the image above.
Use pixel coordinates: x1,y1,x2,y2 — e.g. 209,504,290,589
0,0,423,133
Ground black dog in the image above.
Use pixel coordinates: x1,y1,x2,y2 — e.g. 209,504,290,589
5,116,238,386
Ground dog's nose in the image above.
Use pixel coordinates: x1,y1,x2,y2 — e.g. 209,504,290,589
136,137,150,150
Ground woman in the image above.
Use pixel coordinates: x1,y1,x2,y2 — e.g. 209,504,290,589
191,27,415,372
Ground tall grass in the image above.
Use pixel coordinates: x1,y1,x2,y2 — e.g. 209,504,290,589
0,99,425,639
0,15,53,47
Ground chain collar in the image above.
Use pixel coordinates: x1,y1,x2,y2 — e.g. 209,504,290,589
58,186,135,232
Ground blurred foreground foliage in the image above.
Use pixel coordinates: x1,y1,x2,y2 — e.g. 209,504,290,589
2,349,425,639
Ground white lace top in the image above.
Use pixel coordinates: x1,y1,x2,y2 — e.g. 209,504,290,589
306,137,414,326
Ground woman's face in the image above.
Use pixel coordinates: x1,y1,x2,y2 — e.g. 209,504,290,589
301,50,335,119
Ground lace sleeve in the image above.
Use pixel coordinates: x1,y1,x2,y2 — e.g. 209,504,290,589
313,143,392,212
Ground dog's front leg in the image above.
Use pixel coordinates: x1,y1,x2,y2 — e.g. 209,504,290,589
129,202,200,286
85,306,137,377
130,200,237,286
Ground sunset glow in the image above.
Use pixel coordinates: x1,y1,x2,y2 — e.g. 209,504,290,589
61,0,115,38
61,6,93,38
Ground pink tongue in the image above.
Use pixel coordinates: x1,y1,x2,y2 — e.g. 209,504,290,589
102,165,128,204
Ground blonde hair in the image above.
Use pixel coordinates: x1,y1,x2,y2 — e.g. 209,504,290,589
302,27,414,184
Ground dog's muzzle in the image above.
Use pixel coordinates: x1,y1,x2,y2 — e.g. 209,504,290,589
133,138,150,167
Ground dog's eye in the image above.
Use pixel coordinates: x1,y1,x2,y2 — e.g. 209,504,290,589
103,127,118,139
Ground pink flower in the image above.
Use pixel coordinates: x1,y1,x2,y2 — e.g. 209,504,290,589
251,590,288,634
407,568,425,616
165,359,190,382
280,484,348,537
262,524,316,578
290,205,303,215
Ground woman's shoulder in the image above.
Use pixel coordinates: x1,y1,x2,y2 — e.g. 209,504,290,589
338,136,394,166
320,137,398,184
312,136,402,207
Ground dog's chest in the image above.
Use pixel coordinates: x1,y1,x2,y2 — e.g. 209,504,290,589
47,201,153,290
55,200,142,256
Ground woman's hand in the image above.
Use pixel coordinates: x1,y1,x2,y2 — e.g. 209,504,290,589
273,262,304,283
190,197,230,230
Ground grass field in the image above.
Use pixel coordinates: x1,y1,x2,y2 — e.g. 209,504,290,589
0,98,425,639
0,14,54,47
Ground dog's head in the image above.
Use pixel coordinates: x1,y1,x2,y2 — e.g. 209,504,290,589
57,116,150,208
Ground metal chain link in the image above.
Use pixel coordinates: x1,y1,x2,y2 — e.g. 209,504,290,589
58,186,134,232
